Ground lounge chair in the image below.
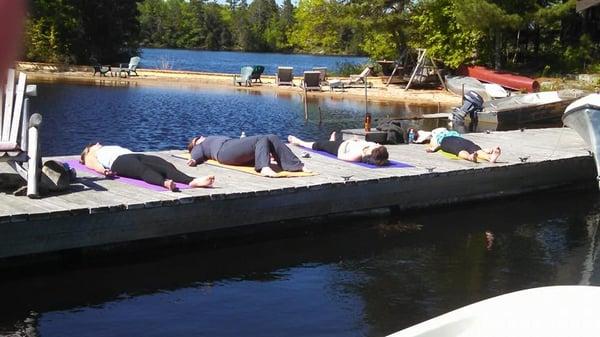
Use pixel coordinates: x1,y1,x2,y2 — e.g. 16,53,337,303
234,66,253,87
0,69,42,197
349,66,372,85
301,71,322,91
93,64,111,77
118,56,141,78
251,65,265,83
276,67,294,86
312,67,328,84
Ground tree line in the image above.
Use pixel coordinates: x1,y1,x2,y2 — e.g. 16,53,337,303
23,0,599,74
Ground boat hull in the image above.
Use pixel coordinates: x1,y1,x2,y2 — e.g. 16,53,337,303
458,65,540,92
562,95,600,186
388,286,600,337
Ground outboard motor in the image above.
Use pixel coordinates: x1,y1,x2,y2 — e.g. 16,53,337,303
452,90,484,133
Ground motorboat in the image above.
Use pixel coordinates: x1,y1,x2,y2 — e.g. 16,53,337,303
387,286,600,337
562,93,600,188
446,76,492,101
477,89,586,127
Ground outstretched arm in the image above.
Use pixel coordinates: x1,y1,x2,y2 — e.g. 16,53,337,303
85,155,113,176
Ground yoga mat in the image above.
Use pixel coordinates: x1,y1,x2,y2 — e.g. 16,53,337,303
66,160,190,191
172,154,317,178
301,147,413,169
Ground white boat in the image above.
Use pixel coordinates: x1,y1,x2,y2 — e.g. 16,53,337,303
446,76,492,101
482,83,509,98
562,93,600,188
387,286,600,337
477,89,585,127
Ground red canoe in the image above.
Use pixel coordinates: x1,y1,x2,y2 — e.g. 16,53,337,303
458,65,540,93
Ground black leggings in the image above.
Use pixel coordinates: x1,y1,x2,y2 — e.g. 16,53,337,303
217,135,304,172
440,136,481,155
312,139,344,156
111,154,194,186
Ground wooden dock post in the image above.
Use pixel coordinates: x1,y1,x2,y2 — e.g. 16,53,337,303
303,85,308,120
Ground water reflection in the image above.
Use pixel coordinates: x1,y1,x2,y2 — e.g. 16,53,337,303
1,190,599,336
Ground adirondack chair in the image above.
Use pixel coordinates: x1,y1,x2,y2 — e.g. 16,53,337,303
276,67,294,86
251,65,265,83
312,67,328,83
118,56,141,78
233,66,254,87
0,69,42,198
93,64,111,77
301,71,322,91
349,66,372,85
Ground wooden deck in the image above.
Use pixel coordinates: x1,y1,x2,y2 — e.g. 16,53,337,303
0,128,596,261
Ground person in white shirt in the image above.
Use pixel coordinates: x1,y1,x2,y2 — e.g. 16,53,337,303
287,131,389,166
80,143,214,191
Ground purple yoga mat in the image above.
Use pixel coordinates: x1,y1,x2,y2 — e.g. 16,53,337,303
66,160,190,191
301,148,413,169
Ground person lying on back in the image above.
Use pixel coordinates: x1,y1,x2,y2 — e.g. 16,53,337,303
187,134,310,177
418,128,501,163
81,143,215,191
287,131,389,166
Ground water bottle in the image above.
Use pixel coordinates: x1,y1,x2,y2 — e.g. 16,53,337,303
408,129,415,143
240,131,246,138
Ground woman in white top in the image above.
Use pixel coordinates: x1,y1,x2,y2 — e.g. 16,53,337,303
80,143,215,191
288,132,389,166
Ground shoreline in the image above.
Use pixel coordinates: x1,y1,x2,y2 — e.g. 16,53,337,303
16,61,462,107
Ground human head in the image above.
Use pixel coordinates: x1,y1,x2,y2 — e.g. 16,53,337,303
80,142,102,164
363,145,389,166
187,136,206,152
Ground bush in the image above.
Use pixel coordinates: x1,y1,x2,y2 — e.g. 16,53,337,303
332,62,366,76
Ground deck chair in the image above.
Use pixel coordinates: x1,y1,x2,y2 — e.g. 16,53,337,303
234,66,253,87
349,66,372,85
301,71,322,91
251,65,265,83
0,69,42,198
312,67,328,84
276,67,294,86
118,56,140,78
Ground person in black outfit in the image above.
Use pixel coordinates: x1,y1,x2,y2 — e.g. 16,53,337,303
187,134,308,177
80,143,215,191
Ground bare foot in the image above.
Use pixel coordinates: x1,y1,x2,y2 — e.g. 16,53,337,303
260,167,278,177
468,152,478,163
489,146,501,163
163,179,177,191
329,131,337,141
288,135,300,145
190,175,215,188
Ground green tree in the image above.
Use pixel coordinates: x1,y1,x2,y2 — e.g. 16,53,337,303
409,0,482,68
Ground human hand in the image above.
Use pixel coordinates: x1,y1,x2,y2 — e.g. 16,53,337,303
187,159,197,167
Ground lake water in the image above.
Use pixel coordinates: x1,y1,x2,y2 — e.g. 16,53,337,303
31,82,440,156
2,188,600,336
140,48,369,75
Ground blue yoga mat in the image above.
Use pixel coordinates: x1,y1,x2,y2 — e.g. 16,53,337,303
302,147,413,169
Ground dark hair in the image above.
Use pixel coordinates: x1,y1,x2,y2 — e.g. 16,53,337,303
187,136,199,152
80,143,94,164
362,146,389,166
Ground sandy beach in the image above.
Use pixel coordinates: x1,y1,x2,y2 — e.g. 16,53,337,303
16,61,462,107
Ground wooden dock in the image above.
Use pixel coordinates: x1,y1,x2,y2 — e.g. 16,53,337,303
0,128,596,261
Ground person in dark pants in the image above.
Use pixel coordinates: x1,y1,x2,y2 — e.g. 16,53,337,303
80,143,215,191
424,128,501,163
187,134,308,177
